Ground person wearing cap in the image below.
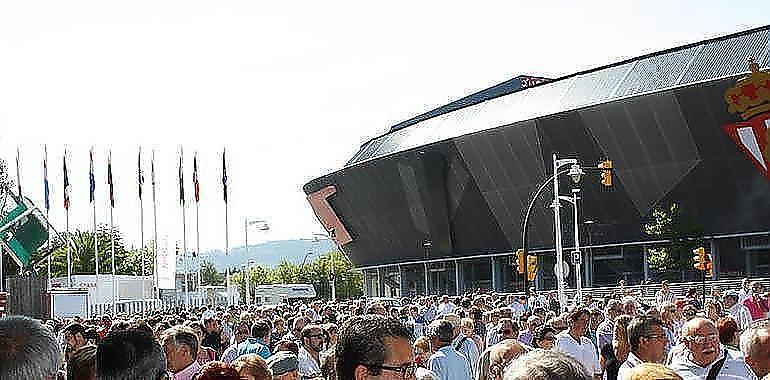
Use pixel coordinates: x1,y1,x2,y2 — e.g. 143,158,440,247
656,280,676,306
723,290,752,331
444,313,479,379
266,351,300,380
426,320,472,380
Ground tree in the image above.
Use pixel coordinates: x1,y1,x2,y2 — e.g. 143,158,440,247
232,249,364,302
200,261,224,286
644,203,702,280
29,225,154,278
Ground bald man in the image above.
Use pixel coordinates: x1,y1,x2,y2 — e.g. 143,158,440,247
669,317,755,379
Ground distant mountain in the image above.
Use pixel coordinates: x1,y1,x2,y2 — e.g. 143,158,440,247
202,239,337,271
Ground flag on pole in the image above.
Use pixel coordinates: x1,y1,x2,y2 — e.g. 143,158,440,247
138,148,144,200
108,151,115,208
193,152,200,203
16,146,22,196
89,148,96,203
43,146,50,212
63,151,71,210
222,149,228,204
179,148,185,205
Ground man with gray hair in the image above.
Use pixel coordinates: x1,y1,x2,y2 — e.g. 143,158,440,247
670,317,754,379
503,349,589,380
740,319,770,378
0,315,62,380
161,325,200,380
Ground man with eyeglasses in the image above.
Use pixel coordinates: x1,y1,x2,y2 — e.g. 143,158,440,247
617,316,668,380
669,317,755,379
742,281,770,321
298,325,324,378
336,314,419,380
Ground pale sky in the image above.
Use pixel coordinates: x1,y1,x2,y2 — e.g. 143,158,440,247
1,1,768,253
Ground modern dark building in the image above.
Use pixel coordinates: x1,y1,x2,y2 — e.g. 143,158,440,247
304,26,770,297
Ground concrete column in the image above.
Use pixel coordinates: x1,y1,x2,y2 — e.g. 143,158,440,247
454,260,462,295
583,250,591,287
491,257,500,292
424,262,430,296
398,265,407,297
642,245,649,282
710,239,719,280
376,268,383,297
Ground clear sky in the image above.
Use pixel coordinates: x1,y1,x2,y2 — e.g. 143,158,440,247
1,1,768,253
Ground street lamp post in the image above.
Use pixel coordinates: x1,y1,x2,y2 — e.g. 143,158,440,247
244,218,269,306
423,240,432,295
558,188,583,304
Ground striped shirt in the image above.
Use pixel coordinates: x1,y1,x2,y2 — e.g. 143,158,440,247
656,289,676,305
669,348,756,380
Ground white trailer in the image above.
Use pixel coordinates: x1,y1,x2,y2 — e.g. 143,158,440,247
253,284,316,305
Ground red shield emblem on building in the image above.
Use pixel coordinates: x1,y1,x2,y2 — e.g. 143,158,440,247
722,115,770,178
723,60,770,179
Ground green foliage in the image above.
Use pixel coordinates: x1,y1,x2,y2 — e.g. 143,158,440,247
200,261,225,286
232,250,363,302
23,225,155,278
644,203,702,279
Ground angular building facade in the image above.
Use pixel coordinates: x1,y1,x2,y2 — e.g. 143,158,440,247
304,26,770,297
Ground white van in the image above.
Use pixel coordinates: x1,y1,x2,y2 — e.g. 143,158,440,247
253,284,317,305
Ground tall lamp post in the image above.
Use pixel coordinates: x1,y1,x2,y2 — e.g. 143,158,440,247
558,188,583,304
521,154,584,311
312,231,340,302
244,218,269,306
423,240,432,295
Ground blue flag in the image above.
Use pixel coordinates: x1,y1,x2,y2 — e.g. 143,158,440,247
43,146,50,212
89,148,96,203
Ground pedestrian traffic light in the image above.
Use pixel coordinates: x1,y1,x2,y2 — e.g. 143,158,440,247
692,246,706,270
598,160,613,187
527,255,537,281
515,249,526,274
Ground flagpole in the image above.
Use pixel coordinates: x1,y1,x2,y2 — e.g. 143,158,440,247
180,148,189,311
151,150,160,308
194,152,201,307
64,148,72,288
90,148,100,312
223,149,230,306
138,148,146,316
44,145,51,287
16,146,22,197
108,151,117,315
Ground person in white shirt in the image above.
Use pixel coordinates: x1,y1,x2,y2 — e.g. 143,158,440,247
723,291,752,332
669,317,755,380
616,316,669,380
740,319,770,379
655,280,676,306
437,295,456,317
509,296,527,317
553,308,601,379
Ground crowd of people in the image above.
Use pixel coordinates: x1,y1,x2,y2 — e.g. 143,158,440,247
2,277,770,380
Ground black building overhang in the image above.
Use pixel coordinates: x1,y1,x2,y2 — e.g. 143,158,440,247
305,26,770,267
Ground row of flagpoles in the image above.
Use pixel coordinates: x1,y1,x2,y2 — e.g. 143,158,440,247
11,146,233,312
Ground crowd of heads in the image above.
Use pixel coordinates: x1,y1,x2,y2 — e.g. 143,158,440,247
1,277,770,380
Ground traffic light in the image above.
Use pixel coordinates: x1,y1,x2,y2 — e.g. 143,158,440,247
515,249,526,274
705,254,713,276
527,255,537,281
692,246,706,270
598,160,613,187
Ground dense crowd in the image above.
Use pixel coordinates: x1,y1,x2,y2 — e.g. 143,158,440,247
2,278,770,380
